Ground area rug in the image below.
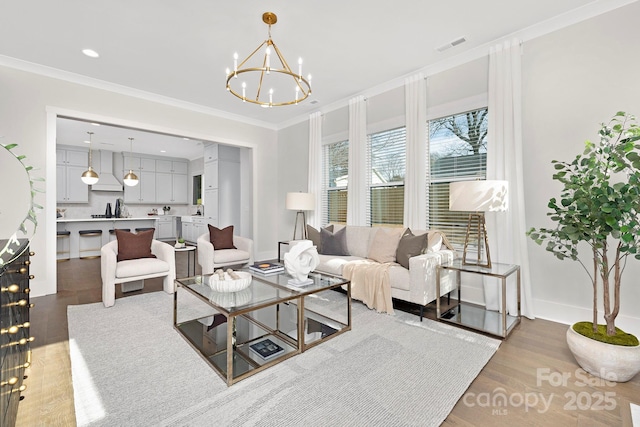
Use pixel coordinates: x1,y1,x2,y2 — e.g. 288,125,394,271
68,291,500,427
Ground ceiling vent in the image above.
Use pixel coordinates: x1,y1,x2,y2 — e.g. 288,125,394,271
436,36,467,53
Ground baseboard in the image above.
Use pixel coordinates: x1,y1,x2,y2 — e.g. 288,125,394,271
534,298,640,337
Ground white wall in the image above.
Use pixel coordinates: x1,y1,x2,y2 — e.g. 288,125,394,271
0,66,277,296
276,2,640,335
521,2,640,335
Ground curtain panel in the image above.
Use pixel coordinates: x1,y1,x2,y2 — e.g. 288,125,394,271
307,111,323,229
404,74,427,230
347,96,367,225
486,38,535,319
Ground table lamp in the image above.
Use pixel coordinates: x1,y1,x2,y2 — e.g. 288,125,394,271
449,180,508,268
286,192,315,240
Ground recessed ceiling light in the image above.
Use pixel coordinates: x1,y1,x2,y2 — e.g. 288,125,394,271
83,140,91,144
82,49,100,58
183,137,190,140
160,150,167,153
91,123,100,126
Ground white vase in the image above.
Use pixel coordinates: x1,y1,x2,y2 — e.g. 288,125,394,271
566,324,640,382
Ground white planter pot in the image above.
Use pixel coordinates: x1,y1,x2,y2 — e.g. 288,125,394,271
566,324,640,382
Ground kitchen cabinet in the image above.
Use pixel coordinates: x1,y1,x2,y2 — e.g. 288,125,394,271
156,216,176,240
156,166,188,204
156,159,188,174
124,170,156,203
124,156,156,172
204,188,218,223
203,143,218,162
56,147,89,203
181,216,214,243
203,160,218,190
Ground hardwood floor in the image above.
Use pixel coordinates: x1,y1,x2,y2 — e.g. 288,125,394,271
16,256,640,426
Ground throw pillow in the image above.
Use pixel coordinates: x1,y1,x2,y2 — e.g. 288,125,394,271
367,227,402,264
208,225,236,250
396,228,429,269
307,224,333,252
320,226,348,256
116,229,156,262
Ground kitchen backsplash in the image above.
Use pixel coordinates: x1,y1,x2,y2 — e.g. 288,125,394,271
58,191,194,219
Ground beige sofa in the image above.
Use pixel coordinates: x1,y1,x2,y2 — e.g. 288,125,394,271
311,225,456,319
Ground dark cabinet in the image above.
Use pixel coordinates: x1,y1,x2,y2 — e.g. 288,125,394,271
1,240,33,427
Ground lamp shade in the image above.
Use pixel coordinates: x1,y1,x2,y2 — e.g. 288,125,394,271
286,192,315,211
449,180,508,212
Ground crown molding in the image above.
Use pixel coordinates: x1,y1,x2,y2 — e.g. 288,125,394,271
0,55,278,131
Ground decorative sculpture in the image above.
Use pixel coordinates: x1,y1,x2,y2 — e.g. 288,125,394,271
284,240,319,284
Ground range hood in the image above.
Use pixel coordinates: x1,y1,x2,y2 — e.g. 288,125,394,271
91,150,124,192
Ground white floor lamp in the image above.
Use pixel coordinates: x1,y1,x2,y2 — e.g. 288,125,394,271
449,180,508,268
286,192,315,240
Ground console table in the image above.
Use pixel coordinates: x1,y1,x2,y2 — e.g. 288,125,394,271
436,259,520,339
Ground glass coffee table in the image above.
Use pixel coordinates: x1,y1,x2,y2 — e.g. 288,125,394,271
174,270,351,386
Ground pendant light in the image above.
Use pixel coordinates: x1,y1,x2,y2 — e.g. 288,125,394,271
123,137,139,187
81,131,99,185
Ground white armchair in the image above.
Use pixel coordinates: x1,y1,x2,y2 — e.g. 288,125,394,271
197,233,253,275
101,239,176,307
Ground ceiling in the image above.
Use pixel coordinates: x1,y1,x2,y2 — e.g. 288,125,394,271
0,1,612,157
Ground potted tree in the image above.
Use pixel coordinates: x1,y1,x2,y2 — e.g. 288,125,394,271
527,112,640,382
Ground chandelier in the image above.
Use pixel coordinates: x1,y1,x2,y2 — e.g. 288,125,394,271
225,12,311,107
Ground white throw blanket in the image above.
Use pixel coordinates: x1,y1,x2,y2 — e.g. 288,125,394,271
342,260,394,315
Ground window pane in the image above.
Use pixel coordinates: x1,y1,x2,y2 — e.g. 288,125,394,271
368,127,406,227
428,108,488,247
323,141,348,225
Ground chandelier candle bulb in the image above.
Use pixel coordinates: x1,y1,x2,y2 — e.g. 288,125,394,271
233,53,238,72
269,88,273,106
242,81,246,100
266,47,271,71
298,57,302,78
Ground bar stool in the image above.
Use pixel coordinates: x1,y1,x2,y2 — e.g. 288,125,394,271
135,227,154,233
79,229,103,259
56,230,71,262
109,228,130,242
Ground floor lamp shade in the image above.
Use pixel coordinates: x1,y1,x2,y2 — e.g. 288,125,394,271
449,180,508,268
286,192,315,240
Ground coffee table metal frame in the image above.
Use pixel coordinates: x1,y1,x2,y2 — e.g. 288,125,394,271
174,270,351,386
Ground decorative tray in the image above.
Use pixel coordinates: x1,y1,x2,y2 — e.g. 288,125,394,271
206,271,252,292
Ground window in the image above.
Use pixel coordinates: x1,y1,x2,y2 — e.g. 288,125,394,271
427,108,488,247
367,127,406,227
322,140,349,225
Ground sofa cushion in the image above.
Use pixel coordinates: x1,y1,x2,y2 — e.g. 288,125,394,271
208,225,236,250
115,229,156,262
396,228,429,269
320,226,349,256
116,258,168,279
316,254,363,276
367,227,402,263
307,224,333,252
342,225,375,258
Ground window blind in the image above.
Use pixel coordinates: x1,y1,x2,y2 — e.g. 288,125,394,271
366,127,406,227
322,140,349,226
427,108,488,247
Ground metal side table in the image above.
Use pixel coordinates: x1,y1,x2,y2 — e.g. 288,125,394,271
436,259,521,339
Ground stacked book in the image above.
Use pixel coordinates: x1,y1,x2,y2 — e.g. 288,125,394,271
249,262,284,275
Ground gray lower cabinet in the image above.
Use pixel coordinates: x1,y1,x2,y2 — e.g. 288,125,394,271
156,216,176,240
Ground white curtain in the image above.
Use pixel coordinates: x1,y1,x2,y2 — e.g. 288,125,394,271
307,112,323,228
347,96,367,225
486,38,534,319
404,74,427,230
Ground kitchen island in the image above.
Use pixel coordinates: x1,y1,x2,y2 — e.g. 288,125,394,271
57,217,162,259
